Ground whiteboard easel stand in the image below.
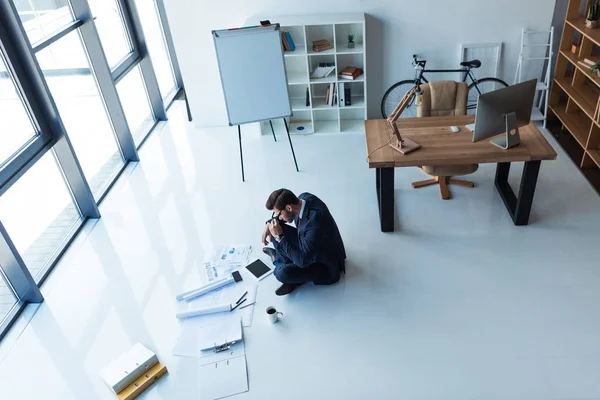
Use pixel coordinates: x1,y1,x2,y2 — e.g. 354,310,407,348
212,24,298,181
236,118,299,182
268,120,277,142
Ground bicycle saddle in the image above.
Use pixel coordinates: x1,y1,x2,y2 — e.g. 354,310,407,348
460,59,481,68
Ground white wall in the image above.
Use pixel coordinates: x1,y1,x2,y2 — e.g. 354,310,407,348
163,0,556,127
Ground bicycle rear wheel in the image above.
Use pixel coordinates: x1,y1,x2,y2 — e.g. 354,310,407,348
381,80,418,118
467,78,508,114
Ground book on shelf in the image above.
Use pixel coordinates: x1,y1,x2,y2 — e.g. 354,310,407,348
331,83,336,106
324,83,335,106
344,85,351,106
339,66,363,80
578,61,593,70
285,32,296,51
281,32,291,51
583,58,599,66
312,39,332,52
310,63,336,79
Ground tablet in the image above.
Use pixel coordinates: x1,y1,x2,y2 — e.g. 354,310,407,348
245,259,272,281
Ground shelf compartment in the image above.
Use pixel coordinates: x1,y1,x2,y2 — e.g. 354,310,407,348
313,108,339,133
313,120,339,132
547,117,586,166
340,119,364,133
553,76,598,120
339,107,365,133
560,50,600,90
566,17,600,48
336,53,364,78
307,54,336,82
334,22,363,54
288,85,310,111
290,97,310,111
587,123,600,167
548,103,591,148
288,110,313,135
281,26,305,57
305,24,335,54
285,56,308,84
311,82,338,107
588,149,600,167
337,80,364,108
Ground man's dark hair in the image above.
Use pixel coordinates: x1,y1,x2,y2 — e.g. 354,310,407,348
265,189,299,211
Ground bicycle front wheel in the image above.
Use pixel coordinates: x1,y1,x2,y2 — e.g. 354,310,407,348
467,78,508,114
381,80,418,118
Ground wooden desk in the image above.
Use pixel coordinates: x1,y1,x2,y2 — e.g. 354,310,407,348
365,115,557,232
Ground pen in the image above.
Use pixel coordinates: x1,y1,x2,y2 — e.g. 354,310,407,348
230,298,247,311
235,291,248,305
237,302,256,310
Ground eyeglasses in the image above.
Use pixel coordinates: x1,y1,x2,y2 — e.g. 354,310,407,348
266,211,281,224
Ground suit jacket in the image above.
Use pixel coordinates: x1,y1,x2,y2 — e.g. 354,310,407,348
277,192,346,283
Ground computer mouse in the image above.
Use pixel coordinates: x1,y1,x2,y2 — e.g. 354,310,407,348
451,126,459,133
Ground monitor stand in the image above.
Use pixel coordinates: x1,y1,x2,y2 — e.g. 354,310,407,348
490,112,520,149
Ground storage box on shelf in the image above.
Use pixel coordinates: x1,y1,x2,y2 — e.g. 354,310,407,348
250,13,367,135
548,0,600,193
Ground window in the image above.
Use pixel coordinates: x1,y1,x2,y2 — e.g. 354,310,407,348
116,65,154,146
36,30,124,200
11,0,74,45
134,0,176,98
88,0,133,69
0,52,38,166
0,151,81,283
0,271,17,325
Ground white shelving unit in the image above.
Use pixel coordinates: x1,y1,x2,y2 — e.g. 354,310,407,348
251,13,367,135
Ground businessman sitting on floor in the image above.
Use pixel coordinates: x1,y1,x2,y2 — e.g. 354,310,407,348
261,189,346,296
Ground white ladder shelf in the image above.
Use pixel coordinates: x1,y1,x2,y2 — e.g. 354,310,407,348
514,27,554,128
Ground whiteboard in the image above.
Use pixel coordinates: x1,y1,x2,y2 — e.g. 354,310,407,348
213,25,292,126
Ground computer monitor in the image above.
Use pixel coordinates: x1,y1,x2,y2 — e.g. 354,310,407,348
473,79,537,149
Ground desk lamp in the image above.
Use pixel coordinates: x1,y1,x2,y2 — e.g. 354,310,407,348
386,87,421,154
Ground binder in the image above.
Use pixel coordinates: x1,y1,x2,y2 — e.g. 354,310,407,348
192,319,249,399
338,82,345,107
117,363,168,400
100,344,158,394
101,344,167,400
199,340,248,399
344,86,351,106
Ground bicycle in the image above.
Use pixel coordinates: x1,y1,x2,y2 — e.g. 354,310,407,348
380,54,509,118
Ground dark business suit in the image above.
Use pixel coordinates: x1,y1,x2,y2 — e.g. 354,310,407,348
272,192,346,285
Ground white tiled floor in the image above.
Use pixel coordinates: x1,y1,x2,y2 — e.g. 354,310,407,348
1,101,600,399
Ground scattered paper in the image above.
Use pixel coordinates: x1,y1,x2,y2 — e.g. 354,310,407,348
173,314,240,357
211,244,252,269
173,282,257,357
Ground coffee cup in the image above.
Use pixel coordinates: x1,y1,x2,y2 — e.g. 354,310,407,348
266,306,283,323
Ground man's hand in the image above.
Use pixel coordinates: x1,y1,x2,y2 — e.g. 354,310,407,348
269,219,283,236
262,224,273,246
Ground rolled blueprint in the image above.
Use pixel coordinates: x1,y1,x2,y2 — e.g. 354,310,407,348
177,275,234,302
176,303,231,319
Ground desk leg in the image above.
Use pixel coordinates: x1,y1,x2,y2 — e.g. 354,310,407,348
494,161,541,225
376,168,394,232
